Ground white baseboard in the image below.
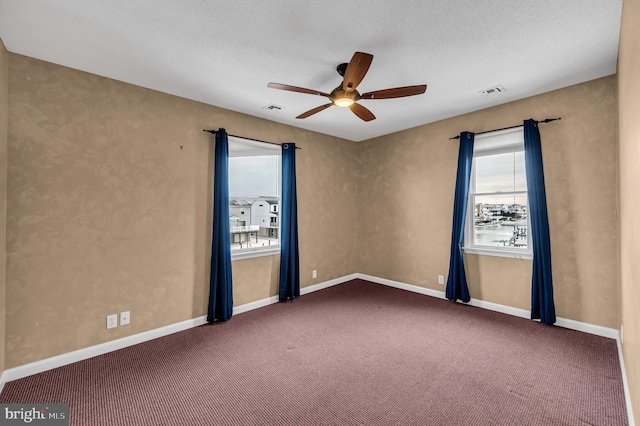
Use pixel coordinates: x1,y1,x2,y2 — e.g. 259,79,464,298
0,273,357,387
356,273,448,300
554,316,618,339
1,316,209,386
617,337,636,426
233,296,280,315
0,271,630,419
234,273,357,315
355,273,618,339
357,273,631,424
301,273,359,295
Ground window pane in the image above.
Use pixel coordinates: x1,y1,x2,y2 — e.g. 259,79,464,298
475,151,526,193
230,199,279,251
228,150,280,253
472,193,528,248
229,156,278,198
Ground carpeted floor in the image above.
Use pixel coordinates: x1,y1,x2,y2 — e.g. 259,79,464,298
0,279,628,425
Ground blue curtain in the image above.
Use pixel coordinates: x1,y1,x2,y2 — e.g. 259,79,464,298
207,128,233,323
446,132,475,303
278,143,300,301
524,120,556,325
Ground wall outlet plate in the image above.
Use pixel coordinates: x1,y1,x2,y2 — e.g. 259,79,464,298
107,314,118,329
120,311,130,326
438,275,445,285
312,270,317,279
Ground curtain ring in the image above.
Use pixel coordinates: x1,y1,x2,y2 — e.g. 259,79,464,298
284,144,290,149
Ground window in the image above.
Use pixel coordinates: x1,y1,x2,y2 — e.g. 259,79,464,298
228,136,281,259
464,128,532,259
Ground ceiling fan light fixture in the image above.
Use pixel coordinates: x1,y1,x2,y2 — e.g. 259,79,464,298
334,97,354,107
267,52,426,121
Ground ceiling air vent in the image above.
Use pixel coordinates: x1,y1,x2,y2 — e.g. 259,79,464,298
262,103,284,111
479,85,506,96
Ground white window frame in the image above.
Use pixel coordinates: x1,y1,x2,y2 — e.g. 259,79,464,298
228,136,281,261
463,128,533,260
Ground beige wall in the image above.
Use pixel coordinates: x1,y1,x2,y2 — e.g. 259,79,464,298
2,40,626,401
358,76,618,328
618,0,639,419
0,39,8,375
5,54,358,368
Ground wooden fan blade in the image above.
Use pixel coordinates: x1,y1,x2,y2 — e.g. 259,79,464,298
349,102,376,122
343,52,373,92
268,82,331,98
361,85,427,100
296,103,334,119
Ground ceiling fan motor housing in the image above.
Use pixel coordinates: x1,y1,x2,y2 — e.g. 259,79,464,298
336,63,349,77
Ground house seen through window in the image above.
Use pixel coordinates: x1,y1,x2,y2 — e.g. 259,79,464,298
464,128,532,259
228,137,280,254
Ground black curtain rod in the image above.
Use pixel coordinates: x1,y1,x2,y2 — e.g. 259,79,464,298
203,129,301,149
448,118,561,140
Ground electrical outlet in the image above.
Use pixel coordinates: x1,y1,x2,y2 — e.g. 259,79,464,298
312,270,317,279
120,311,130,326
438,275,445,285
107,314,118,329
621,325,624,344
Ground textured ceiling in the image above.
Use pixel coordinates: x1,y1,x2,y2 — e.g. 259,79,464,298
0,1,623,141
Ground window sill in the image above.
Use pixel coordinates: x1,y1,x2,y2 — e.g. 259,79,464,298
463,246,532,260
231,246,280,261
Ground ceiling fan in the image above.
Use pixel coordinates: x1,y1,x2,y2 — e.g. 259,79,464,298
267,52,427,122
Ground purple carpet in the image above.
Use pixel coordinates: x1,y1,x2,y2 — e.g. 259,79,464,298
0,279,628,425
